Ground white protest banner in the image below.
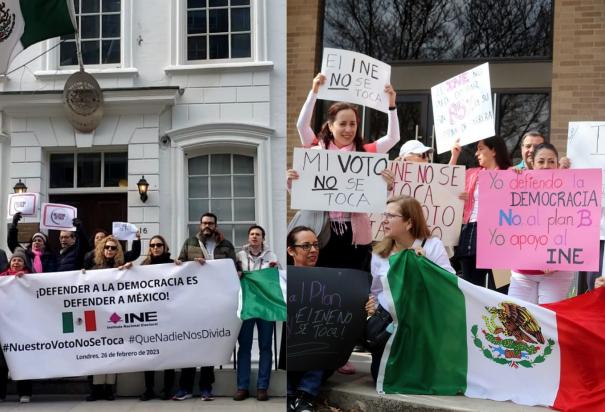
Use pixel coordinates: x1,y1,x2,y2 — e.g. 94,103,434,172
318,48,391,113
40,203,77,231
567,121,605,238
7,193,39,219
0,260,241,380
112,222,138,241
431,63,495,154
369,161,466,245
291,148,388,213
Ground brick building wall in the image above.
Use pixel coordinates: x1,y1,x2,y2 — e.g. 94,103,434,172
551,0,605,154
287,0,322,221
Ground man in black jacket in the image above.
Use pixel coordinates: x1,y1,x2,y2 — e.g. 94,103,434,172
56,219,89,272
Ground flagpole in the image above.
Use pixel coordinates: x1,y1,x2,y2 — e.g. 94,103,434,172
74,28,84,72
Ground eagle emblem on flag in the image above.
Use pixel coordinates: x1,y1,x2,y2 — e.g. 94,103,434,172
471,301,555,369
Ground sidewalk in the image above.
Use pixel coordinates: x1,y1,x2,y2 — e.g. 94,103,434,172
318,352,551,412
0,395,285,411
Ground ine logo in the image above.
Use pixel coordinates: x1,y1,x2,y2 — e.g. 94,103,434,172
107,311,158,328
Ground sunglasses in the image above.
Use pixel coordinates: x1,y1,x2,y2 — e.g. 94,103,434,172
104,245,118,251
149,243,164,248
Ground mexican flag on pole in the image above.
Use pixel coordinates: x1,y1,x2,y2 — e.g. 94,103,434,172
0,0,76,74
377,250,605,411
238,267,286,322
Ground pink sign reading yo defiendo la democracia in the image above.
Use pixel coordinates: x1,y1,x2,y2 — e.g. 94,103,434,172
477,169,602,271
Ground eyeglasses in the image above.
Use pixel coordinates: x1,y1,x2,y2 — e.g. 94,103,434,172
292,242,319,251
149,243,164,248
104,245,118,251
382,212,404,220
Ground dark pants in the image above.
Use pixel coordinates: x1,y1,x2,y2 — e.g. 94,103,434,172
0,350,31,398
178,367,214,393
287,370,323,397
144,369,175,395
316,222,371,271
459,256,496,290
580,240,604,292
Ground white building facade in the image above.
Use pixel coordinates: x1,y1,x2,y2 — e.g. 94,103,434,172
0,0,287,263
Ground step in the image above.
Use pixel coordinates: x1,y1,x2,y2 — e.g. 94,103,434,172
320,352,551,412
5,368,287,397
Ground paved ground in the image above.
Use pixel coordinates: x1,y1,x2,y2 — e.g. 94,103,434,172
318,352,552,412
0,396,285,411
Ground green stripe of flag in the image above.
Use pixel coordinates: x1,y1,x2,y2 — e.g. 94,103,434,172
381,250,467,394
239,267,286,322
62,312,74,334
20,0,76,48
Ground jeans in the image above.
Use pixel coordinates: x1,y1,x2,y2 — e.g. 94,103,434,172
178,367,214,393
237,319,274,390
287,370,323,397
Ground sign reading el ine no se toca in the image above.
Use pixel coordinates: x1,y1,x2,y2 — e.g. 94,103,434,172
291,148,388,214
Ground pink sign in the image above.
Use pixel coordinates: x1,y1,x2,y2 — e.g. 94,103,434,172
477,169,602,271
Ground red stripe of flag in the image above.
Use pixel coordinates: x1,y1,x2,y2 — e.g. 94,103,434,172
543,288,605,412
84,310,96,332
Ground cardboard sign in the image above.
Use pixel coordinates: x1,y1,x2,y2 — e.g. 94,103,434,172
40,203,77,231
112,222,138,241
318,48,391,113
7,193,39,219
431,63,495,154
567,121,605,238
370,161,466,245
477,169,602,271
291,148,388,213
287,266,369,371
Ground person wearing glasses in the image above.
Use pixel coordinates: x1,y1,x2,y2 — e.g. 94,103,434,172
7,212,57,274
85,235,129,401
449,136,512,289
286,226,322,412
366,195,454,383
233,225,278,402
395,140,433,163
83,229,141,270
138,235,181,401
516,131,545,170
172,212,237,402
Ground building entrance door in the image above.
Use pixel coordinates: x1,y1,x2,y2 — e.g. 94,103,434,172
48,193,127,252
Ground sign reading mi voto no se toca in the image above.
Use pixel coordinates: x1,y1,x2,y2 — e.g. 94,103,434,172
0,261,241,380
477,169,602,271
291,148,388,214
318,48,391,113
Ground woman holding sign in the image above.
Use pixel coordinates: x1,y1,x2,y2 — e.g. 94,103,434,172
85,235,129,401
286,226,323,412
450,136,511,289
367,195,454,383
293,73,399,271
507,143,574,304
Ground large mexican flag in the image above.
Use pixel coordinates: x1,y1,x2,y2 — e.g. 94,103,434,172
0,0,76,74
377,250,605,411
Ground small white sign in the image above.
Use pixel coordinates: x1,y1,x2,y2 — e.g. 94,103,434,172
291,148,388,213
567,121,605,238
7,193,39,219
40,203,77,231
318,48,391,113
112,222,138,241
431,63,495,154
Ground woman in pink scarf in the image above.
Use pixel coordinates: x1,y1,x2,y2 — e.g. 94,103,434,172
289,73,399,271
7,212,57,273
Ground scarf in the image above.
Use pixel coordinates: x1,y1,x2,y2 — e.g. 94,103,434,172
32,249,43,273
